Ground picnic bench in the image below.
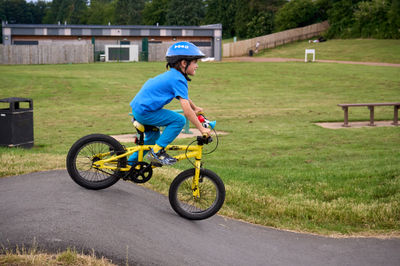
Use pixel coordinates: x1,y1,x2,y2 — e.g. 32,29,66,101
337,102,400,127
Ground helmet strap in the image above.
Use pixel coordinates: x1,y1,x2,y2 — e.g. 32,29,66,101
166,59,192,81
183,59,192,81
168,59,191,81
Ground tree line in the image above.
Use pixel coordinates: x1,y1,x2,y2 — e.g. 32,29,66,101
1,0,399,40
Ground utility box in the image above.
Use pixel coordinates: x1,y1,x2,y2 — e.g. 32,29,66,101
0,97,34,148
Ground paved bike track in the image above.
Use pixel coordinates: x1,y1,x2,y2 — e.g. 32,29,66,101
1,170,399,266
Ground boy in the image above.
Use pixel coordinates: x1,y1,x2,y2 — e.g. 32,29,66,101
128,42,211,166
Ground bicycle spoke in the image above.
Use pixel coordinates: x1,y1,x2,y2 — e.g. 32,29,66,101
176,176,218,214
75,141,116,183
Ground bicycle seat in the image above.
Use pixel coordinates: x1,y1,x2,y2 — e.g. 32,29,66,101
133,120,145,133
132,118,159,133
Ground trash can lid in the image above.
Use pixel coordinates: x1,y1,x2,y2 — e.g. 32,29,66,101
0,97,32,103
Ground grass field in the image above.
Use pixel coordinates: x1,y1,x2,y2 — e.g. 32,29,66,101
256,39,400,63
0,40,399,236
0,245,115,265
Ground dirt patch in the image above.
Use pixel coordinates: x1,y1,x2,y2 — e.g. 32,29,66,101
316,121,398,129
111,129,228,143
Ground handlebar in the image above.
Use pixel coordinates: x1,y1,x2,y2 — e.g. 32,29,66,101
195,113,216,145
197,135,213,145
197,114,216,129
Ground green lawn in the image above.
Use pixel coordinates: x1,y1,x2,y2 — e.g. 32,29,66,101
0,44,399,236
256,39,400,64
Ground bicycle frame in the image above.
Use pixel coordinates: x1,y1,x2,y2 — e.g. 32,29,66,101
92,142,204,198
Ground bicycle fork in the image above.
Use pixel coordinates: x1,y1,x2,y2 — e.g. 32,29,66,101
192,150,203,199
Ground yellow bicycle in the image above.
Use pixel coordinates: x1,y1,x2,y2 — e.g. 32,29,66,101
66,117,225,220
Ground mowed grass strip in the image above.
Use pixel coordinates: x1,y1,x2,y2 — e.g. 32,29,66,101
0,54,399,236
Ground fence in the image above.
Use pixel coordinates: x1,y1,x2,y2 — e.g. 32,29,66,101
223,21,330,58
147,42,213,62
0,44,94,64
148,42,171,62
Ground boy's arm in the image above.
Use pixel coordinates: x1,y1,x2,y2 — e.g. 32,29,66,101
179,98,210,136
188,99,203,115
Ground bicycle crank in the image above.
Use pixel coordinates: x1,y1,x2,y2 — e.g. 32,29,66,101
125,162,153,183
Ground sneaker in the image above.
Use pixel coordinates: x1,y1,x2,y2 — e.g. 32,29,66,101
147,148,177,166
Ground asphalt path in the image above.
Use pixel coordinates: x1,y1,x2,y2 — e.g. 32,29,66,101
1,170,399,266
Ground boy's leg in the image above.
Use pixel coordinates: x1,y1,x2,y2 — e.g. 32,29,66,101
135,109,186,147
135,109,185,165
127,130,160,165
128,109,185,165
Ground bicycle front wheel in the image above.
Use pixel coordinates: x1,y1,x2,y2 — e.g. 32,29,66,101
66,134,126,190
169,168,225,220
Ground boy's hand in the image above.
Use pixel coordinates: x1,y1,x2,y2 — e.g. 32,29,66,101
180,98,210,136
193,106,203,115
188,99,203,115
200,127,211,137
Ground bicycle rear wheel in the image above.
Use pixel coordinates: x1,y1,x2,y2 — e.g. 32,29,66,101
66,134,126,190
169,168,225,220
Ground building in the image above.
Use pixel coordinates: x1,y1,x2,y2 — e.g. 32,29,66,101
1,22,222,62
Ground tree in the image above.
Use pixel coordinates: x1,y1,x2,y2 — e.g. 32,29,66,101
0,0,31,24
314,0,333,22
28,0,50,24
43,0,88,24
84,0,116,25
246,11,274,38
352,0,391,38
204,0,236,38
142,0,168,25
325,0,362,38
114,0,145,25
0,0,49,24
274,0,319,32
235,0,285,38
165,0,205,26
388,0,400,38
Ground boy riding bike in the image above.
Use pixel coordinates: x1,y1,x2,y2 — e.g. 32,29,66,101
128,42,211,166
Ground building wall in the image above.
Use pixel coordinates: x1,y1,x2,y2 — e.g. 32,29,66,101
9,35,214,61
2,23,222,62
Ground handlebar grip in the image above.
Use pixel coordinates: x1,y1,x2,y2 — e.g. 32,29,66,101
202,134,213,144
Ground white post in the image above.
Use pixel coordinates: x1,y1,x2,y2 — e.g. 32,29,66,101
305,49,315,62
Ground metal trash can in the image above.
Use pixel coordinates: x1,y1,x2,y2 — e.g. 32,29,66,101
0,97,34,148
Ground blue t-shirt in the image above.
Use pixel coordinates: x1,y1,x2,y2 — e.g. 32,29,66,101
130,68,189,115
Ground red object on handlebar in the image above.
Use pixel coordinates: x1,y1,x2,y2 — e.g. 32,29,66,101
197,115,205,123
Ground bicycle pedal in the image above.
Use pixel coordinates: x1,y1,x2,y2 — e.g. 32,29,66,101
151,162,163,167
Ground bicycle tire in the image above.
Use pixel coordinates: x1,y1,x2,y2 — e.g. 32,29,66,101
169,168,225,220
66,134,127,190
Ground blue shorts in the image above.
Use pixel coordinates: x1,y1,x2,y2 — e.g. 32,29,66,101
128,109,186,163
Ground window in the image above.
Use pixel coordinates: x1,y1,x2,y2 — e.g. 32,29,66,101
109,47,130,61
191,41,211,47
104,45,139,62
13,40,38,45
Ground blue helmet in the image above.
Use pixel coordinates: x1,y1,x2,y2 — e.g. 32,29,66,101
166,41,205,63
